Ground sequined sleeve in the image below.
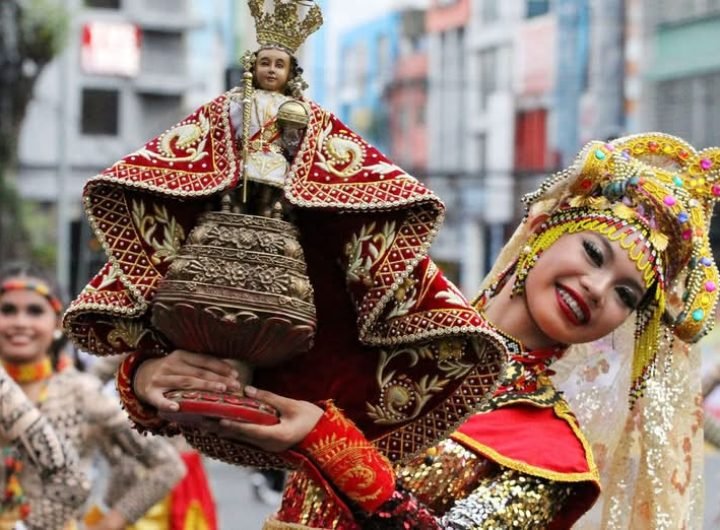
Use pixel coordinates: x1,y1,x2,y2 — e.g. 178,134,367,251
82,375,186,523
438,467,572,529
358,467,572,529
0,371,90,530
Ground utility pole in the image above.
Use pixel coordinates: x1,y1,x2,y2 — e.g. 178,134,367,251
56,48,71,292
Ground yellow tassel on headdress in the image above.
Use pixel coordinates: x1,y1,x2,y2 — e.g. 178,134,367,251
630,290,665,402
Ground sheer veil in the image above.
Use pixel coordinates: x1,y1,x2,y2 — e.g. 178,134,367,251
474,135,707,529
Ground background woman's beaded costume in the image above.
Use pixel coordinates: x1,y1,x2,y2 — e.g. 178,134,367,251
0,367,89,530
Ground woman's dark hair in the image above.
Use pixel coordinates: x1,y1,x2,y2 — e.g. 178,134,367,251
0,261,75,367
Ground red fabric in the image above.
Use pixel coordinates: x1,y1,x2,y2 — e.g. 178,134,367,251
116,352,173,433
169,451,217,530
453,405,592,477
65,91,507,466
452,405,600,529
297,402,396,513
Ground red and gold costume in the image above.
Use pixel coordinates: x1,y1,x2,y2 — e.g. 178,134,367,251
64,0,718,524
64,89,507,470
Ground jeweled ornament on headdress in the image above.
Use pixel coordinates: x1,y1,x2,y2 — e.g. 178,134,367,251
520,133,720,399
248,0,323,54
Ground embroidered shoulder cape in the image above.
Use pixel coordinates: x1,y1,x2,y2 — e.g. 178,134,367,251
64,90,506,467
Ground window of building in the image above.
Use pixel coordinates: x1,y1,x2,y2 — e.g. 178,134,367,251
481,0,500,24
527,0,550,18
655,72,720,148
85,0,120,8
476,134,487,175
655,0,720,23
81,88,119,136
478,48,498,111
377,35,391,83
514,109,548,172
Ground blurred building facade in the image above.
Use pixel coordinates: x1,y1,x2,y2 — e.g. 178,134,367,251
14,0,239,294
385,8,429,176
337,12,401,154
336,0,720,292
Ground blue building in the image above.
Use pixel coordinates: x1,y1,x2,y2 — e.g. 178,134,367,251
337,12,401,153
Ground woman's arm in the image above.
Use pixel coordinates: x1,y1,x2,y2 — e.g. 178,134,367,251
221,388,576,529
0,371,90,530
84,375,186,527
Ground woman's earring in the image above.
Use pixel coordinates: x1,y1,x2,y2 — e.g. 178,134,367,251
511,245,535,297
52,329,63,341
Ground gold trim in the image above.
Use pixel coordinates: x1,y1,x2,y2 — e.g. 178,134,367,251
263,518,325,530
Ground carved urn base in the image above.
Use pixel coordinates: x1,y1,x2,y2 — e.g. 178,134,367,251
151,211,317,366
151,211,317,424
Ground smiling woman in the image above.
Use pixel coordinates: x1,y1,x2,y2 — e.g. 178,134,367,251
0,263,185,530
116,133,720,529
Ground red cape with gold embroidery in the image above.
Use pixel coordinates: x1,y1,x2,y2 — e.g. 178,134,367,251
64,90,505,467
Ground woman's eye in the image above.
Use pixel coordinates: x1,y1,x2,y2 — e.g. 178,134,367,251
0,304,17,315
27,305,47,316
582,240,603,266
616,287,638,310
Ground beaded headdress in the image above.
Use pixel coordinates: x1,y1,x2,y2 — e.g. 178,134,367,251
248,0,323,55
516,133,720,397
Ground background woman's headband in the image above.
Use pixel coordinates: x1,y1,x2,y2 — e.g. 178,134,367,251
0,280,63,314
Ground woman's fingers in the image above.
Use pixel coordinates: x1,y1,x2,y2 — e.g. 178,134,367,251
175,350,240,377
217,388,324,452
145,387,180,412
134,352,243,406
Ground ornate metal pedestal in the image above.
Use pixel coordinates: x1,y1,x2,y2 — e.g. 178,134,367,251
151,209,316,426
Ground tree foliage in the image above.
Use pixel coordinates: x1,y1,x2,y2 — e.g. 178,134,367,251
0,0,68,261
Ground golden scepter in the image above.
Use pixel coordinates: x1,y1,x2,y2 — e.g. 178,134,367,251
240,50,255,204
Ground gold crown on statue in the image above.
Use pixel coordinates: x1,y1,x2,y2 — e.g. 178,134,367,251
248,0,324,55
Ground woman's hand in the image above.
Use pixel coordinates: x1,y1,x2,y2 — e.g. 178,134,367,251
133,349,243,412
217,386,323,452
85,509,127,530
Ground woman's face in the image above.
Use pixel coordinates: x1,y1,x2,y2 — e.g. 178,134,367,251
0,281,59,364
523,230,649,346
255,48,292,92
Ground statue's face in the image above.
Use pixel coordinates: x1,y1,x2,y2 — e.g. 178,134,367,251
255,48,291,92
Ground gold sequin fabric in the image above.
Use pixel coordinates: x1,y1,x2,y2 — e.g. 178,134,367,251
274,439,577,529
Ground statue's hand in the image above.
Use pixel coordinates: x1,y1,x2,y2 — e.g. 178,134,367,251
133,349,243,412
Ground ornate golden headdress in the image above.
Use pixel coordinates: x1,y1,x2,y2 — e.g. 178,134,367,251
248,0,324,55
517,133,720,398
